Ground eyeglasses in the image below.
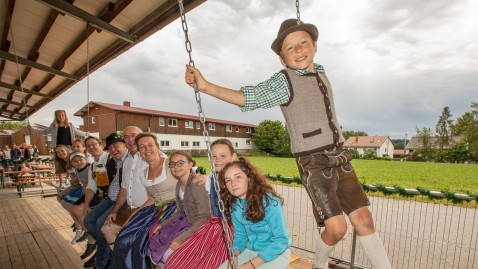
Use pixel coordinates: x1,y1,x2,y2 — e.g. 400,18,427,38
85,142,99,148
168,160,189,168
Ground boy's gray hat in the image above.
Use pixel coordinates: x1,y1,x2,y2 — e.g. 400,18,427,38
271,18,318,55
70,151,86,161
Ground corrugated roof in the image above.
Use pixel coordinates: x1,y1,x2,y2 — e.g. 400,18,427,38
74,101,257,128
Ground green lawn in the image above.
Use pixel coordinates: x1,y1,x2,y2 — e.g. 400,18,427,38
195,157,478,194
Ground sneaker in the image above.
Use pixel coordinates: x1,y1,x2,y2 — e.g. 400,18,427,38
71,229,85,244
59,182,67,190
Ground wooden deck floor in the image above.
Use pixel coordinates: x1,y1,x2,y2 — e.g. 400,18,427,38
0,193,317,269
0,196,86,269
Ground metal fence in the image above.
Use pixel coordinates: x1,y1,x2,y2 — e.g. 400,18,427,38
272,183,478,269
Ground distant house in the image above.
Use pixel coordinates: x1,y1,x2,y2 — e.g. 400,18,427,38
74,101,257,153
404,135,464,155
0,129,15,147
393,149,405,158
343,136,394,158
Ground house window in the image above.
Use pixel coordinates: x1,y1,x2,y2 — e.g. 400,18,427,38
236,126,239,132
168,118,177,127
91,116,96,124
196,122,201,129
159,117,165,126
226,125,232,132
208,123,216,130
193,141,200,147
185,120,193,129
181,141,189,147
160,140,170,147
246,127,252,133
235,142,238,147
246,140,251,145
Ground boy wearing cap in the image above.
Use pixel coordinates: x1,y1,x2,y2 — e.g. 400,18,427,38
185,19,391,269
65,151,90,244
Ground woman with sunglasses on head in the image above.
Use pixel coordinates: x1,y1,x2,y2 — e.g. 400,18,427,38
111,133,177,269
147,150,210,268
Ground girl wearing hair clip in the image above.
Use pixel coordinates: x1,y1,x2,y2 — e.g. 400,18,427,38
218,157,291,269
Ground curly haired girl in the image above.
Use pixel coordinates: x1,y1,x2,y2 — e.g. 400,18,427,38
218,157,291,269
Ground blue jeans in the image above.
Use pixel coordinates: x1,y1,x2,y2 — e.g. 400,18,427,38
84,197,115,268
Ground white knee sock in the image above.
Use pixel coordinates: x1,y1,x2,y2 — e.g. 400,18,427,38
313,235,335,269
358,232,392,269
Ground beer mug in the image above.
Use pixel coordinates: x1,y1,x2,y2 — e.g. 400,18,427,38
95,164,109,187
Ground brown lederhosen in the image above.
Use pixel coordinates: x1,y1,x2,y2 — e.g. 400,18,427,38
296,148,370,227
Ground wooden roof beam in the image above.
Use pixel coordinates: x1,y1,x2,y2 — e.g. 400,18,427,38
0,81,51,98
38,0,136,43
0,108,22,116
0,97,33,108
0,50,78,80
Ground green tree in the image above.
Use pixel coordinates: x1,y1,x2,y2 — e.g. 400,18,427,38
251,120,291,157
0,121,27,131
342,130,368,140
413,127,435,161
445,143,472,163
451,112,474,136
452,103,478,161
435,106,453,151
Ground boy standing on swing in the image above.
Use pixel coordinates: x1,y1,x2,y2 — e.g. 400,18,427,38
185,19,391,269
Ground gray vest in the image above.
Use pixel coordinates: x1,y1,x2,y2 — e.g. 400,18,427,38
280,69,345,157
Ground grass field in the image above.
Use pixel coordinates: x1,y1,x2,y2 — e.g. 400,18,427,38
195,157,478,194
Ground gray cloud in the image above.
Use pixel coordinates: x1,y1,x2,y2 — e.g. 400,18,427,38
26,0,478,140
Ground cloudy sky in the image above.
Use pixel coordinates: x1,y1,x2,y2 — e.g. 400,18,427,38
27,0,478,139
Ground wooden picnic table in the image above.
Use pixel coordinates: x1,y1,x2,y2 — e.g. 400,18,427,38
0,169,59,197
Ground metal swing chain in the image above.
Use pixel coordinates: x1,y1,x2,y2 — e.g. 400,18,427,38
176,1,237,268
296,0,301,20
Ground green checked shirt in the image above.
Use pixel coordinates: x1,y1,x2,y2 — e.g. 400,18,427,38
240,64,325,111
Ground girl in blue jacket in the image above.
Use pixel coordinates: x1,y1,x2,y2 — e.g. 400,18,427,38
218,157,291,269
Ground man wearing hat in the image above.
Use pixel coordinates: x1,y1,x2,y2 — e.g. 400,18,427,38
83,133,128,269
101,126,148,251
185,18,391,269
